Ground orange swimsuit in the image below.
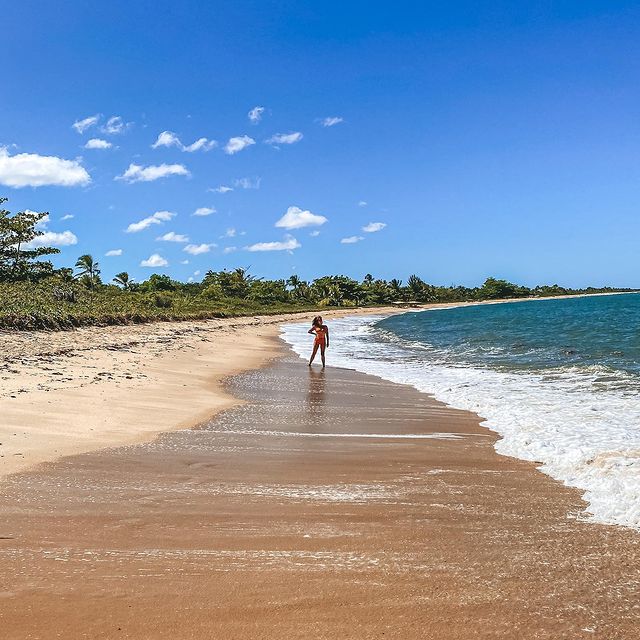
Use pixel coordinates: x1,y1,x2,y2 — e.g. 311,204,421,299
313,326,328,346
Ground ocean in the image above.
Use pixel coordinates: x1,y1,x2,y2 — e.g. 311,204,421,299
282,293,640,530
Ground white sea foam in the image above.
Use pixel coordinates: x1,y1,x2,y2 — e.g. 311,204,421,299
282,316,640,530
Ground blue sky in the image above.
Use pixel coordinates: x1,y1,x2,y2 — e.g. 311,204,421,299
2,1,640,287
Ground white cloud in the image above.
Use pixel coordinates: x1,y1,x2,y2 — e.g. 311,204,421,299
0,147,91,188
116,162,189,183
222,227,236,238
211,185,233,193
341,235,364,244
248,106,265,124
25,230,78,248
266,132,303,145
358,200,367,207
152,131,181,149
140,253,168,268
84,138,112,150
224,135,255,155
105,249,123,256
223,246,237,254
362,222,387,233
193,270,201,276
309,230,320,237
60,214,74,221
183,137,216,152
184,243,215,255
321,116,344,127
157,231,189,243
126,210,175,233
234,176,261,189
275,205,327,230
193,206,216,217
152,131,215,152
72,115,100,134
102,116,128,135
180,259,190,265
246,235,301,252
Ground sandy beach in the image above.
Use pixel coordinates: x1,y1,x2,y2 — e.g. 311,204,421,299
1,307,639,638
0,308,394,478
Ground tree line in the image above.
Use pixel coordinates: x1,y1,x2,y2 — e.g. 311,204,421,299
1,199,635,309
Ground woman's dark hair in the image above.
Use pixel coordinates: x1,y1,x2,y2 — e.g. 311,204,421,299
312,315,321,327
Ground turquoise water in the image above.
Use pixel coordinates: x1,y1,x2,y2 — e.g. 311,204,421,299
282,294,640,530
378,294,640,384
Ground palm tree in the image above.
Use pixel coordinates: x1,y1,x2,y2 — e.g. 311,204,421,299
363,273,374,286
75,254,101,289
389,278,404,301
286,274,302,290
113,271,132,290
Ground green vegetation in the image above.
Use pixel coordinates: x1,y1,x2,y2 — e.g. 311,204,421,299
0,200,636,331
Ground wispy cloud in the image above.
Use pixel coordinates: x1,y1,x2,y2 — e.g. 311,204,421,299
60,214,74,221
234,176,261,189
362,222,387,233
72,114,100,134
140,253,168,267
116,162,189,183
157,231,189,243
246,235,301,252
266,132,303,146
248,106,265,124
192,206,216,217
102,116,130,135
84,138,112,149
211,185,233,193
152,130,216,152
184,243,215,255
221,228,236,238
358,200,367,207
25,229,78,249
223,246,237,254
0,147,90,188
320,116,344,127
340,235,364,244
126,210,175,233
309,230,320,237
224,135,255,155
275,205,327,230
183,137,216,152
105,249,123,256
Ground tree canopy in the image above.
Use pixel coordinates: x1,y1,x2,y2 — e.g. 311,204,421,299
0,198,59,281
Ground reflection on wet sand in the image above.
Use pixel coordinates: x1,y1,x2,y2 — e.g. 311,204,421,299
305,366,326,421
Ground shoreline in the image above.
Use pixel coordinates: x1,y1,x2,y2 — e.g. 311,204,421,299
1,290,638,481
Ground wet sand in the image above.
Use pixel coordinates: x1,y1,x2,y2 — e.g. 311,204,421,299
1,344,638,639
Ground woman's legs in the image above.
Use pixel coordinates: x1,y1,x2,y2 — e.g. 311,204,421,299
320,343,326,368
309,343,319,365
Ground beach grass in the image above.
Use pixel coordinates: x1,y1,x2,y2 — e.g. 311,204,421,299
0,281,320,330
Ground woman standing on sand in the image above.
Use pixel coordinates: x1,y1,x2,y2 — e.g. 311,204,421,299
308,316,329,368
